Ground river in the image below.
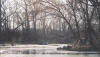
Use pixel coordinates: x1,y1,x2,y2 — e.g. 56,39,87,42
0,44,100,57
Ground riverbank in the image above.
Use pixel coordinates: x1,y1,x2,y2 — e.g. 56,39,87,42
57,45,100,51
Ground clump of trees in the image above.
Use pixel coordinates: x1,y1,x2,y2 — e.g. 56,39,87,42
0,0,100,50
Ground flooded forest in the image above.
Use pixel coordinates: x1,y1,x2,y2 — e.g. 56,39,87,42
0,0,100,57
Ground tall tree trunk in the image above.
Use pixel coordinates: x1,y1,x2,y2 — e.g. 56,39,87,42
0,0,2,39
97,6,100,35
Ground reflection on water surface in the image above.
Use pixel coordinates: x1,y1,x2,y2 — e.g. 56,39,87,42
0,44,100,57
